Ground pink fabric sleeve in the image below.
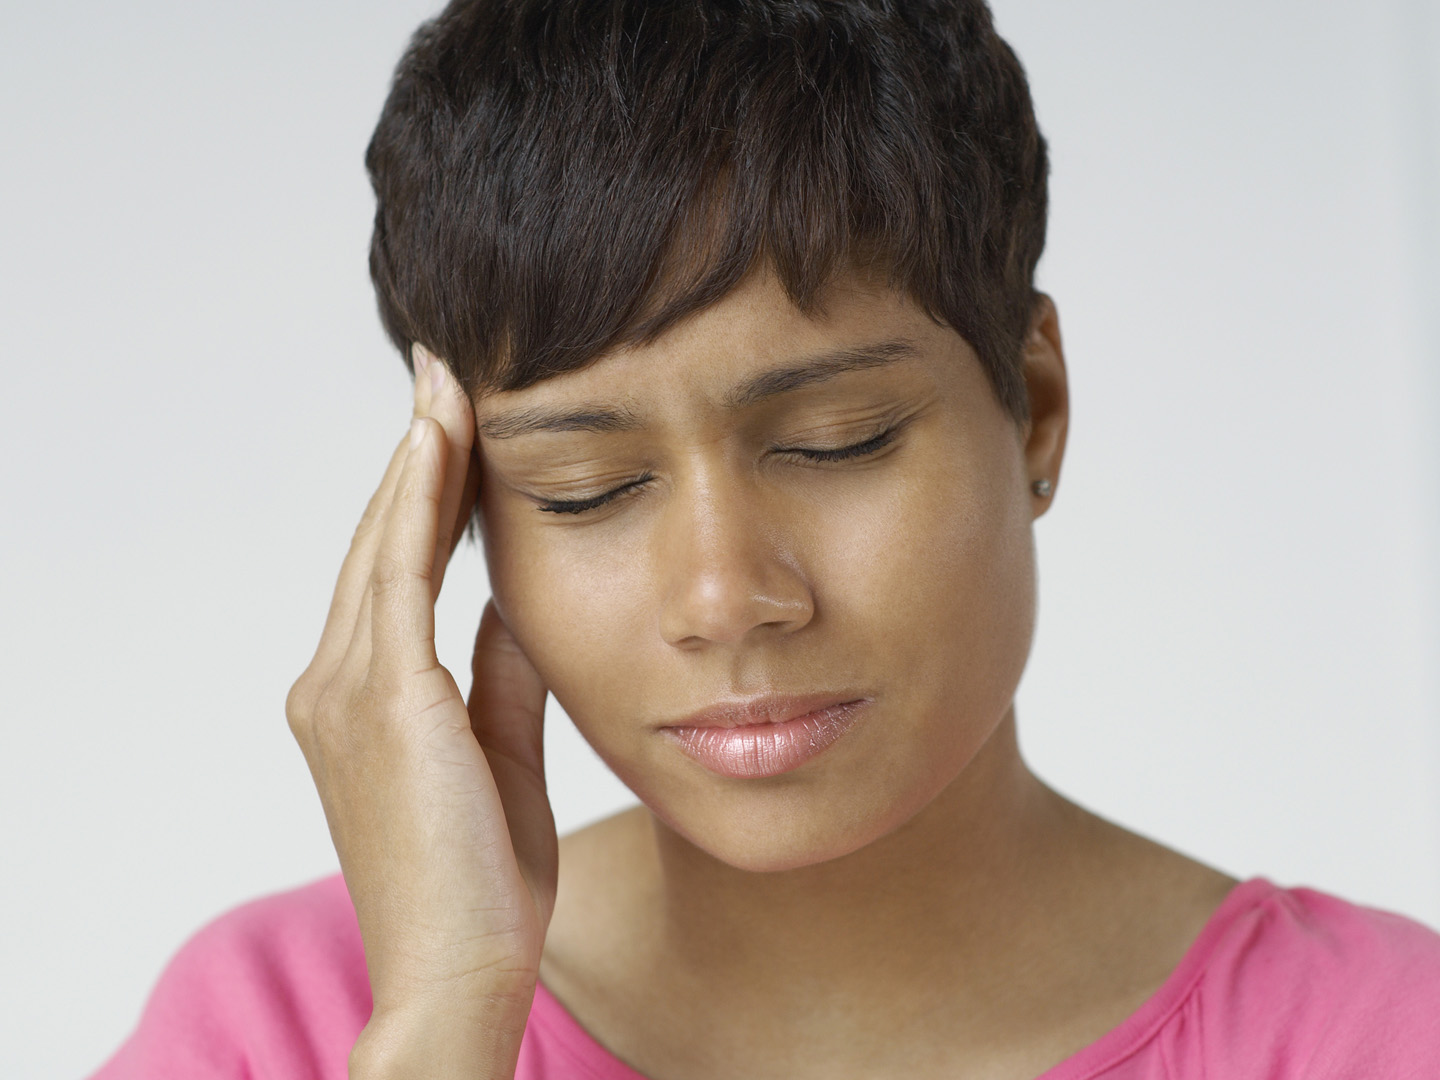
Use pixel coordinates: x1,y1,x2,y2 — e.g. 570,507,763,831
84,874,623,1080
1184,885,1440,1078
88,875,371,1080
1046,880,1440,1079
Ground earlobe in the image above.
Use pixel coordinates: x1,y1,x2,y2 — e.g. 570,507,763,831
1020,293,1069,513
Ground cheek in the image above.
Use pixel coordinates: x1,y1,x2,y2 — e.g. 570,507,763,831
820,430,1034,659
479,496,653,720
807,422,1037,789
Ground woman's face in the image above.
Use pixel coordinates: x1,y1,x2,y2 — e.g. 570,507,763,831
475,263,1060,871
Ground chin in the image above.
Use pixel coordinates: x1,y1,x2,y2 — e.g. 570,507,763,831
637,771,940,875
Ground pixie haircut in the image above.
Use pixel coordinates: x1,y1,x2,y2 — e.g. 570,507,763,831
366,0,1048,424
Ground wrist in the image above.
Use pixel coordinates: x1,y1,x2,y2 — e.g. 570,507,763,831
350,987,535,1080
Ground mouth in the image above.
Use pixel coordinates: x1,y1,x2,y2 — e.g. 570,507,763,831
664,691,868,729
659,693,870,779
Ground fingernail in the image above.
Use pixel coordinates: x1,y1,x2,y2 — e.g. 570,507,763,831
429,359,447,395
410,418,426,449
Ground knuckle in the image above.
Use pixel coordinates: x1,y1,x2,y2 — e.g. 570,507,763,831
369,554,420,599
355,446,406,529
285,671,318,739
294,659,451,762
305,684,372,768
349,509,382,552
358,673,423,728
352,487,393,544
311,679,358,738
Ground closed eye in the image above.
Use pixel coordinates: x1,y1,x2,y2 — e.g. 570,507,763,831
536,474,655,515
535,423,903,515
779,424,901,463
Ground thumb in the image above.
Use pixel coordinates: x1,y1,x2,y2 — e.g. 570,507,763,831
468,599,556,907
468,599,548,778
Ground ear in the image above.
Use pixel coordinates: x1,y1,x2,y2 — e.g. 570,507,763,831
1019,293,1069,518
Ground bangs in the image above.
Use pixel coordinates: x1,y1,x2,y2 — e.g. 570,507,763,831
367,0,1046,421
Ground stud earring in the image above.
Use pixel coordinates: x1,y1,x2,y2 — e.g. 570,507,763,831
1031,478,1053,497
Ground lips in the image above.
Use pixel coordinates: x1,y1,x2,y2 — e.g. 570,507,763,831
666,691,872,729
659,694,869,778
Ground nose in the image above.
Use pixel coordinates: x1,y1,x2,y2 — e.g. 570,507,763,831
655,468,815,648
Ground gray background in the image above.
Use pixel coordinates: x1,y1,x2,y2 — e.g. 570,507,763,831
1,2,1436,1077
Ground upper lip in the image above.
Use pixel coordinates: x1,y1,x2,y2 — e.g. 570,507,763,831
662,692,866,729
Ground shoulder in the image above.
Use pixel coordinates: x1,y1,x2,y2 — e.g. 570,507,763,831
90,874,371,1080
1192,880,1440,1075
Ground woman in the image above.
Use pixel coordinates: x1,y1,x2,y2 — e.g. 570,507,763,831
92,1,1440,1077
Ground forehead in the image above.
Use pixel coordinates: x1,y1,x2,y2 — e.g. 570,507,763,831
472,263,953,425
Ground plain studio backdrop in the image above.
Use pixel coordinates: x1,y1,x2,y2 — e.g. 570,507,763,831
1,2,1436,1077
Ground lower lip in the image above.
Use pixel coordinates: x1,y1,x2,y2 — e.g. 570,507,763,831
661,701,867,779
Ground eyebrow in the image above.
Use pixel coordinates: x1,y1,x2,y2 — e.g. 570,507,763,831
476,339,919,440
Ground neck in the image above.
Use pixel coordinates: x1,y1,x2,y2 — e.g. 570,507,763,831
640,710,1089,1000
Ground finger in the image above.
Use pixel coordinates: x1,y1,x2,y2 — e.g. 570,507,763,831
468,600,554,901
468,600,549,778
424,358,476,598
312,428,413,678
336,571,375,689
412,341,434,418
368,417,446,680
318,350,440,683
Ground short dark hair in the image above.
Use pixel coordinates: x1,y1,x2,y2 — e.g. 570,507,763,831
366,0,1048,423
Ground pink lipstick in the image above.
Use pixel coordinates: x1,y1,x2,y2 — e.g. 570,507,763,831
659,695,868,779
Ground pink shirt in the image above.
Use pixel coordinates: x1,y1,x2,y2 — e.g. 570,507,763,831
90,873,1440,1078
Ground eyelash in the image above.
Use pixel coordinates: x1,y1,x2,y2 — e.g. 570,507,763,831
535,425,902,515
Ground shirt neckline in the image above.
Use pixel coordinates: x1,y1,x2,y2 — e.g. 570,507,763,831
1034,875,1277,1078
531,876,1279,1080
